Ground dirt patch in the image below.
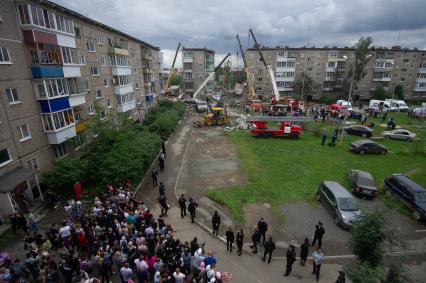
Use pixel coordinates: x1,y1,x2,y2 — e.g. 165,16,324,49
243,203,283,237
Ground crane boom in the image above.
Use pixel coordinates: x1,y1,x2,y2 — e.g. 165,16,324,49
236,35,247,67
193,53,231,101
165,42,181,93
248,29,280,102
236,34,256,100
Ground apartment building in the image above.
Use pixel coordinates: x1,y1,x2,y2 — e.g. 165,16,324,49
0,0,160,221
182,47,215,100
245,46,426,101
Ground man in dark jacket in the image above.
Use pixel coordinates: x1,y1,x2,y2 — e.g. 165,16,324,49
225,227,235,253
257,218,268,245
236,230,244,256
262,237,276,264
250,228,261,254
312,221,325,248
151,168,158,187
178,194,187,218
284,244,296,276
212,211,221,236
187,198,198,223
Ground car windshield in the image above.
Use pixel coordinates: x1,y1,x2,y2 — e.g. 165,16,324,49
337,198,360,211
358,176,375,187
414,191,426,202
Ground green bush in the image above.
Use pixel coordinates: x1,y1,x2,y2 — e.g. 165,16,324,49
43,158,88,194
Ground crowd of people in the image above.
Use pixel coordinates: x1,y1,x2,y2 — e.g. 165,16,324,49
0,182,231,283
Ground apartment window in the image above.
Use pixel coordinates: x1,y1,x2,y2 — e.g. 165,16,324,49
55,14,74,34
26,158,39,170
409,73,413,78
88,105,94,114
100,56,106,66
41,109,74,131
113,75,132,86
326,72,335,78
183,52,192,58
74,133,85,148
131,52,135,58
87,41,96,52
401,68,407,72
0,47,11,63
104,79,109,87
401,78,405,82
184,72,193,79
394,73,398,78
5,88,20,104
418,73,426,79
18,124,31,141
96,33,103,45
74,27,81,38
95,89,103,99
403,58,409,63
107,37,113,47
109,55,130,66
91,66,100,76
53,143,67,159
17,4,31,24
327,62,335,68
316,72,320,77
61,47,78,64
99,110,107,120
183,63,192,69
79,54,85,65
135,82,139,89
257,77,263,81
307,67,313,71
133,68,137,74
0,148,13,167
107,99,112,108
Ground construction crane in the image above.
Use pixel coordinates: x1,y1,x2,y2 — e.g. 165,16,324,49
248,29,280,103
236,34,256,101
192,53,231,101
164,42,181,95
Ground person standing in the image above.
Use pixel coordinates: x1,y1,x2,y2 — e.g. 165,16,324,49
335,270,346,283
161,139,166,157
312,222,325,248
321,132,328,146
236,229,244,256
120,262,134,283
300,238,310,266
151,168,159,187
159,153,165,172
73,181,82,201
312,246,324,282
257,218,268,245
212,211,221,236
250,228,261,254
188,198,198,223
159,182,166,197
158,195,169,217
262,237,276,264
225,227,235,253
178,194,187,218
284,244,296,276
329,129,338,147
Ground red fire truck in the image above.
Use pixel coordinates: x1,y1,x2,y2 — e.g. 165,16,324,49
247,117,313,139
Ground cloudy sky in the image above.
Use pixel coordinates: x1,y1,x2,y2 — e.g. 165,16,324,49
52,0,426,68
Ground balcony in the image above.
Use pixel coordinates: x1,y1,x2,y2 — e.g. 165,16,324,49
39,97,70,113
108,47,129,56
206,56,214,63
183,57,193,63
114,84,134,95
23,30,58,45
46,125,76,144
117,100,136,112
373,77,391,82
63,66,81,78
69,92,86,107
111,66,132,76
143,53,152,60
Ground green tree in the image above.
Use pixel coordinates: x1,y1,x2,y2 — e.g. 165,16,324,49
346,262,383,283
43,158,88,194
394,85,404,100
347,36,373,100
169,73,183,87
372,86,391,100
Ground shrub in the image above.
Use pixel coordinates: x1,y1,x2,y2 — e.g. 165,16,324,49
399,147,410,155
43,158,88,194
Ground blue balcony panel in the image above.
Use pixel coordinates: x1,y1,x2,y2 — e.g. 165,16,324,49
31,66,64,78
39,97,70,113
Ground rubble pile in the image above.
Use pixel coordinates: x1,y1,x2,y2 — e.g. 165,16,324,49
225,110,253,131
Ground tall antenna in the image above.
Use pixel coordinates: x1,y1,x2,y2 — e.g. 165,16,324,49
307,25,311,47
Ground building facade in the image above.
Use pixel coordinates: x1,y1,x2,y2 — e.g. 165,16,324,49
245,46,426,101
182,47,215,100
0,0,160,220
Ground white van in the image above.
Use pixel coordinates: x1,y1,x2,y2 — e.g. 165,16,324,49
385,99,408,112
336,100,353,111
369,100,391,112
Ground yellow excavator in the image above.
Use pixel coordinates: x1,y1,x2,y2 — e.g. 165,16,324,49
197,107,228,127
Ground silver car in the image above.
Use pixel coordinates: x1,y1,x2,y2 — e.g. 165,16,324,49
383,129,416,141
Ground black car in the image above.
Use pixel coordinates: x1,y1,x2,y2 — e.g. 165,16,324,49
383,174,426,220
349,140,388,155
344,125,373,138
316,181,361,229
346,169,377,199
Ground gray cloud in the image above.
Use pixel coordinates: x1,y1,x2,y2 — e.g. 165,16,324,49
52,0,426,67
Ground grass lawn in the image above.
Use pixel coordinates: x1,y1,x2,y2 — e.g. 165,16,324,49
206,112,426,223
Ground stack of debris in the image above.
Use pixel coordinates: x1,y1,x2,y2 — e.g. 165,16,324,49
225,112,253,131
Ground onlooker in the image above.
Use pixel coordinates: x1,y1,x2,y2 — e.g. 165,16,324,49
250,228,261,254
284,244,296,276
159,153,165,172
151,168,158,187
188,198,198,223
312,222,325,248
225,227,234,253
212,211,221,236
236,229,244,256
321,132,328,146
120,262,134,283
312,246,324,282
257,218,268,245
262,237,276,264
335,270,346,283
178,194,187,218
173,267,185,283
300,237,310,266
73,181,82,201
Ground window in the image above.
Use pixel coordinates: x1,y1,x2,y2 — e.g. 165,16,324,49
95,89,102,99
26,158,39,170
104,79,109,87
0,148,13,167
403,58,409,63
5,88,20,104
401,68,407,72
96,33,102,45
99,110,107,120
0,47,11,63
53,143,67,159
91,66,100,76
88,105,94,114
18,124,31,141
74,27,81,38
328,62,335,68
135,82,139,89
257,77,262,81
74,134,85,148
86,41,96,52
61,47,78,64
79,54,85,65
112,75,132,86
107,99,111,108
184,72,192,79
55,14,74,34
107,37,113,47
316,72,320,77
17,4,31,24
41,109,74,131
100,56,106,66
109,55,130,66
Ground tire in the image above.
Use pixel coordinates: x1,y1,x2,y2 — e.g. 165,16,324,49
384,135,390,139
362,133,367,138
413,210,422,220
381,150,387,155
334,217,340,225
359,150,365,155
291,132,300,140
316,192,321,201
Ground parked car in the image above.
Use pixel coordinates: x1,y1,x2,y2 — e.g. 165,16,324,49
349,140,388,155
346,169,377,199
383,174,426,220
344,125,373,138
383,129,416,141
316,181,361,229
